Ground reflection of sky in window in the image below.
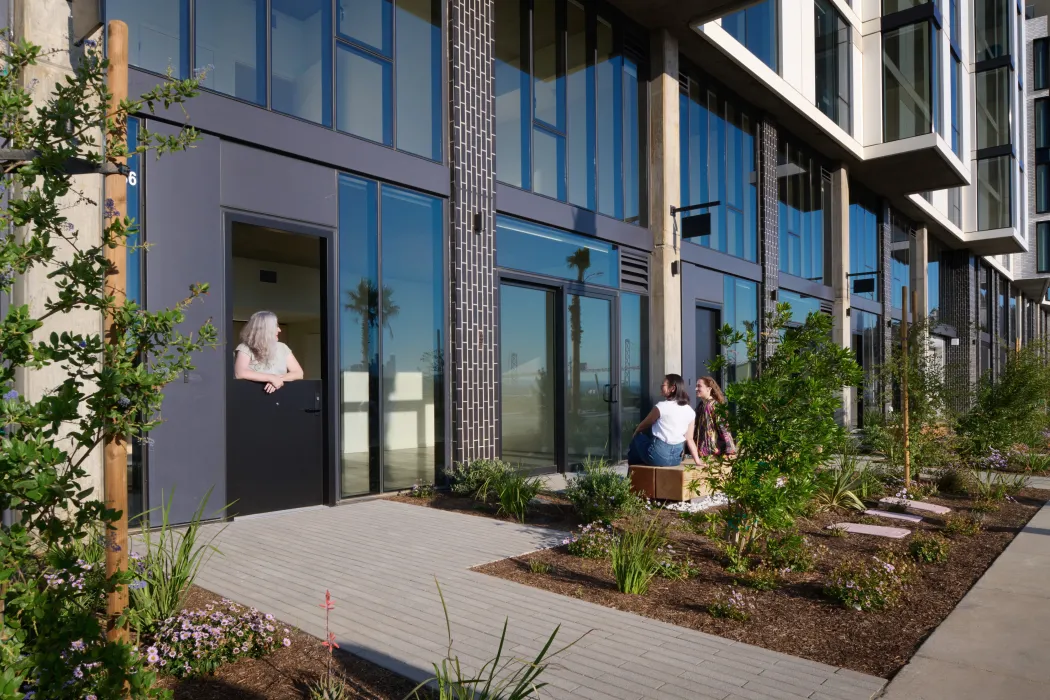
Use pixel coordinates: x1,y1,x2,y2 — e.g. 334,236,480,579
779,290,822,323
496,216,618,287
126,119,142,306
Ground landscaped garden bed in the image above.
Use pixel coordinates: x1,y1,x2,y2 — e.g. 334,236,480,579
474,486,1050,679
388,488,584,531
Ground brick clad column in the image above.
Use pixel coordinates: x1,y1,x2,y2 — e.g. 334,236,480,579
880,200,893,412
448,0,498,464
942,250,977,411
759,116,778,358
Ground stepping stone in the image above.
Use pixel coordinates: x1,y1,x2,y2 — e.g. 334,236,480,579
827,523,911,538
864,509,923,523
879,497,951,515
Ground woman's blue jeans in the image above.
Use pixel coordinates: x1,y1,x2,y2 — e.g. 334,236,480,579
627,433,684,467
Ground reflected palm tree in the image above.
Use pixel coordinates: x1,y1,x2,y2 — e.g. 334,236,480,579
566,248,591,419
345,279,400,368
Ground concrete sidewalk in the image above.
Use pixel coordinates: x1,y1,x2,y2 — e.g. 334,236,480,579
879,498,1050,700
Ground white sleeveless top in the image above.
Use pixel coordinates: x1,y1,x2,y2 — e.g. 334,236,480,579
651,400,695,445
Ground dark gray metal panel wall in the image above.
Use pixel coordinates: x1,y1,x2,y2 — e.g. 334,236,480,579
943,250,977,411
219,142,338,228
448,0,498,464
681,264,725,391
145,126,226,524
759,117,778,357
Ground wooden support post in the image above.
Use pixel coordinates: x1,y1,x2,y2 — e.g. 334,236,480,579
901,286,911,488
104,19,130,644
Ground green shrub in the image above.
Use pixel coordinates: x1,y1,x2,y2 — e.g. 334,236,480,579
444,459,510,500
610,518,666,595
565,457,642,524
529,559,552,575
826,525,849,538
1008,448,1050,474
813,462,865,513
825,555,909,611
944,512,983,537
655,545,698,580
937,467,975,495
740,564,780,591
709,589,753,621
764,532,817,573
563,522,617,558
491,469,542,523
409,482,436,499
908,532,950,564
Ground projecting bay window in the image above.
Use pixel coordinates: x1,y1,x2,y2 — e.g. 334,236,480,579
814,0,851,133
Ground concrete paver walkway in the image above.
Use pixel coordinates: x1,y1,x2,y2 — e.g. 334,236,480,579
880,499,1050,700
194,500,885,699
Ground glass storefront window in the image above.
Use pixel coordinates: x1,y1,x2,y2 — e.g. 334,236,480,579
890,209,911,310
883,21,935,142
495,0,647,225
619,294,648,453
976,67,1011,149
979,265,991,332
679,73,758,263
723,276,758,384
107,0,189,78
977,156,1013,230
777,138,828,283
975,0,1010,62
779,289,822,325
928,236,942,317
271,0,333,126
721,0,779,73
338,174,445,497
814,0,851,132
851,308,880,428
495,216,619,287
394,0,442,160
848,188,880,302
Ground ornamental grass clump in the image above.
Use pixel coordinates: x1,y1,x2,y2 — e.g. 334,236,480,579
610,517,666,595
825,555,909,611
563,522,617,559
708,589,753,621
145,599,290,678
444,459,511,500
491,469,542,523
565,457,642,523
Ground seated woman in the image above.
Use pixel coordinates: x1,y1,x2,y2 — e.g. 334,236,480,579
627,374,703,466
694,376,737,458
233,310,304,394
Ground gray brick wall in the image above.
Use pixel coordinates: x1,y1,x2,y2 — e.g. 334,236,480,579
760,116,779,356
943,251,977,409
448,0,498,464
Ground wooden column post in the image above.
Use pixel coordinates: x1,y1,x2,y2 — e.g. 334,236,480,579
901,286,910,488
104,19,130,643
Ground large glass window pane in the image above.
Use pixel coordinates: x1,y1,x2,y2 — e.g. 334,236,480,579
1038,164,1050,213
396,0,442,160
1038,222,1050,273
977,156,1012,229
597,19,624,219
852,309,881,429
780,289,823,325
979,266,990,331
619,294,648,455
927,237,941,317
778,139,826,283
566,295,612,465
883,0,930,13
1037,99,1050,149
338,175,380,497
194,0,265,104
107,0,188,77
951,56,961,155
533,127,566,200
496,0,530,188
380,186,444,491
815,0,851,132
126,119,143,307
883,22,933,142
724,276,758,384
337,44,393,145
533,0,564,130
500,284,557,470
624,57,644,224
272,0,333,126
1035,39,1050,90
566,0,594,210
975,0,1010,62
848,191,880,302
496,216,619,286
976,67,1011,149
338,0,392,55
722,0,779,72
889,211,911,310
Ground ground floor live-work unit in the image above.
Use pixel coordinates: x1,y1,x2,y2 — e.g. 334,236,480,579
8,0,1050,523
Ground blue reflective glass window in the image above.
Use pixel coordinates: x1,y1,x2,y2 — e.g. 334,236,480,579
338,0,393,55
395,0,442,160
337,43,393,145
106,0,189,77
624,57,644,224
889,211,911,309
927,237,941,316
496,0,531,189
1038,164,1050,214
194,0,266,105
950,56,961,155
533,126,567,200
596,18,624,219
723,276,758,384
778,138,826,283
496,216,618,287
271,0,333,126
126,119,142,307
1039,222,1050,273
779,290,823,324
722,0,778,73
848,192,879,302
567,0,594,210
1036,39,1050,90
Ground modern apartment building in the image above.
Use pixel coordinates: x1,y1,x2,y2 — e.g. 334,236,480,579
7,0,1046,523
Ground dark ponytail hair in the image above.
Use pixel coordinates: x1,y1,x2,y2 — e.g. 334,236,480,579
663,374,690,406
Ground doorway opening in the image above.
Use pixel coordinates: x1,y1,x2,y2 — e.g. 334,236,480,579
226,222,327,517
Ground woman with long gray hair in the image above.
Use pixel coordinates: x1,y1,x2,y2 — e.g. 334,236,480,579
234,310,304,394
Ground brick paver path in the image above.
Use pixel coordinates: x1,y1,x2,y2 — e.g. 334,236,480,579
195,500,885,699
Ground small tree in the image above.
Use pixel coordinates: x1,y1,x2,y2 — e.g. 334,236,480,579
0,36,210,698
700,305,862,555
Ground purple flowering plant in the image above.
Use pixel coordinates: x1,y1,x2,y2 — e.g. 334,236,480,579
563,522,617,559
824,555,911,611
144,598,290,678
708,588,753,621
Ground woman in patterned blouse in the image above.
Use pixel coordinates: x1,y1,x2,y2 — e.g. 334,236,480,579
693,376,736,459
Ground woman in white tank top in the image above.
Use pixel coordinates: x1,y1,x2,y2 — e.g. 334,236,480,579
627,374,703,467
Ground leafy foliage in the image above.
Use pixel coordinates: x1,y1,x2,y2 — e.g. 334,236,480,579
564,457,641,524
701,306,862,555
908,532,950,564
444,459,510,501
825,555,910,611
0,36,211,699
763,532,817,573
610,517,666,595
491,469,542,523
563,522,616,559
943,512,983,537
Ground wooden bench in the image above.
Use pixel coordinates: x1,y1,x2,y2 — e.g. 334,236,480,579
627,462,729,502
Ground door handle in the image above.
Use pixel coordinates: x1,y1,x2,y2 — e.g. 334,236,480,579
603,384,612,403
305,392,321,414
304,408,322,414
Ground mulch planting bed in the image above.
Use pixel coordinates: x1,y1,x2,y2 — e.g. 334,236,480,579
475,488,1050,680
157,586,425,700
388,491,584,531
